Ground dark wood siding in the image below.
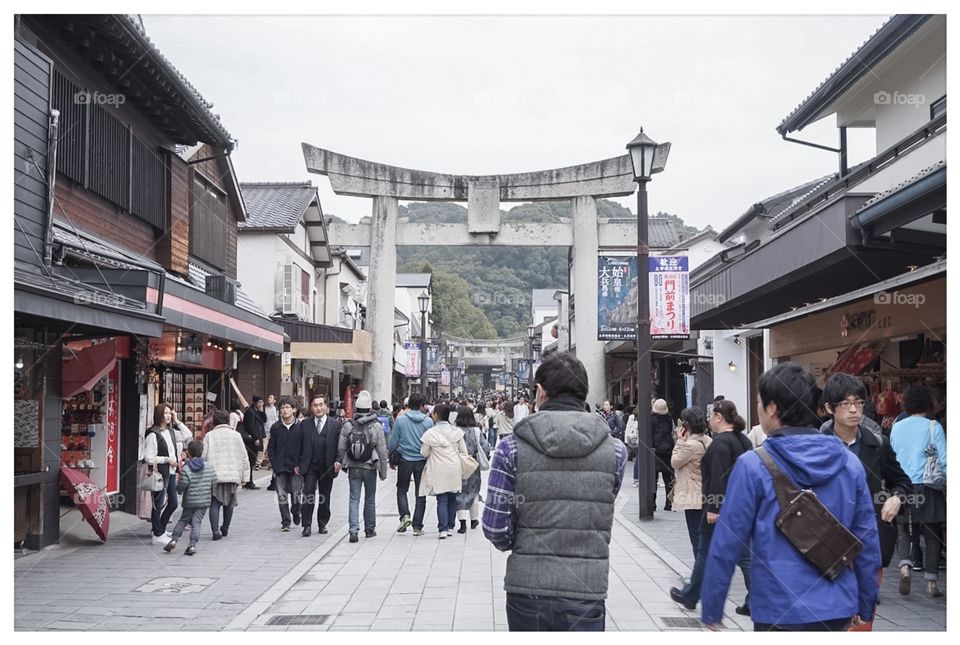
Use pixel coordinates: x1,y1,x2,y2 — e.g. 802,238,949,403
190,174,229,271
51,69,85,185
14,38,53,273
131,135,168,229
88,105,130,210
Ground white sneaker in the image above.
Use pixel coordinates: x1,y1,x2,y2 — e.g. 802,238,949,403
164,531,172,538
444,530,454,537
151,534,171,546
438,532,447,540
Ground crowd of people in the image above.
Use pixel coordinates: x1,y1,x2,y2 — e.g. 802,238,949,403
140,353,946,632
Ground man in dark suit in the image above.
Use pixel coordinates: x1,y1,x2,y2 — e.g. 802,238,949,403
299,394,343,537
240,396,267,489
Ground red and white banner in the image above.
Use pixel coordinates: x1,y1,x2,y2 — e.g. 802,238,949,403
105,363,120,495
650,255,690,339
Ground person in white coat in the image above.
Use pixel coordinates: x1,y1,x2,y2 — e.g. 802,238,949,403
420,403,470,538
202,408,250,540
142,403,192,545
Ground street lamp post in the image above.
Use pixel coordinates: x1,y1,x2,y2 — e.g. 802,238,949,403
527,324,536,397
626,128,669,520
418,290,430,397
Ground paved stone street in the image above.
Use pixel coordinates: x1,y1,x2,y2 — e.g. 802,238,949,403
14,468,946,632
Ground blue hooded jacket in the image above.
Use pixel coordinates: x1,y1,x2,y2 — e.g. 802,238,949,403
388,411,434,462
701,428,881,626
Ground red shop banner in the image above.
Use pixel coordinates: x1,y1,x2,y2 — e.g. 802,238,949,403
106,363,120,495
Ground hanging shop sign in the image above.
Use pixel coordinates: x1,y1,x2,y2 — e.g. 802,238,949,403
404,342,421,377
598,255,637,341
650,255,690,340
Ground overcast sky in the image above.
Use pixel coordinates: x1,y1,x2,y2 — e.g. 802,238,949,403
144,14,887,230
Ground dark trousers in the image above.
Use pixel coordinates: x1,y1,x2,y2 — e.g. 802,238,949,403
396,458,427,529
648,458,675,510
684,509,703,558
681,526,752,607
436,492,458,532
506,593,605,631
754,618,850,631
301,469,335,530
151,472,178,536
275,472,302,527
208,496,234,537
898,521,944,578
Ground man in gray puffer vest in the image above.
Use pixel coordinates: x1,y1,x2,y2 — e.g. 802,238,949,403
482,352,627,631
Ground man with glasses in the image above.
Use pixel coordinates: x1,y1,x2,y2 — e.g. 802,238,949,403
821,373,910,626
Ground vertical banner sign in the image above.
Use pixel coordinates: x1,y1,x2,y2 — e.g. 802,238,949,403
425,344,443,377
516,360,531,382
441,369,451,386
106,363,120,495
650,255,690,339
598,255,638,341
281,351,292,383
404,342,421,377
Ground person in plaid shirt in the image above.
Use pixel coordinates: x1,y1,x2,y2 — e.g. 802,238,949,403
482,352,627,631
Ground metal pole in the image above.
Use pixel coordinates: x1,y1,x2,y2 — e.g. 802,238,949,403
636,179,654,520
420,310,427,397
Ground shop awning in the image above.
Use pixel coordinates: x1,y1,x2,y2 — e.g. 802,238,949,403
827,340,886,376
290,330,373,363
62,339,118,398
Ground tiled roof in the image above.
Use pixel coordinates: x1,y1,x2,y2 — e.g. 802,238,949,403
239,183,316,230
777,15,930,134
649,218,682,248
115,15,234,148
52,221,165,272
718,174,835,241
185,262,270,319
856,160,946,212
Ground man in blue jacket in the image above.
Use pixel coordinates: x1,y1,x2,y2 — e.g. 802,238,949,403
388,393,433,536
701,362,880,631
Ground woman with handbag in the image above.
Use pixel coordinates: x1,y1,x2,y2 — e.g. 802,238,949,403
671,407,713,558
891,385,947,598
455,405,490,533
420,403,472,539
142,403,192,546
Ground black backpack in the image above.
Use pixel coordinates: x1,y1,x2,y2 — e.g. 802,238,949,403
345,420,374,462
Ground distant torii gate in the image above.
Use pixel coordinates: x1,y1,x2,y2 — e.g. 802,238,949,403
302,143,640,405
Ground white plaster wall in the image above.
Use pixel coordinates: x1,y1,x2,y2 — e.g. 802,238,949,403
237,234,279,316
711,331,752,420
682,239,729,272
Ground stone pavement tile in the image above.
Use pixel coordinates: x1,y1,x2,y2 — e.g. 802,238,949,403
330,612,378,627
39,620,100,630
279,589,322,602
371,618,413,631
268,601,309,613
413,608,456,622
418,598,457,612
382,593,421,606
377,605,419,619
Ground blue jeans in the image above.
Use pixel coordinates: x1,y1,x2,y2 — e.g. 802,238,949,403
435,492,458,532
681,526,752,607
633,455,639,481
348,467,378,534
506,593,605,631
171,506,206,547
151,472,178,537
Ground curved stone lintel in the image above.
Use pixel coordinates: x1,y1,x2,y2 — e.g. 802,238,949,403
302,143,637,201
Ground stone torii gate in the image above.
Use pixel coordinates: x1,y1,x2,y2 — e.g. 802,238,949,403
302,143,640,405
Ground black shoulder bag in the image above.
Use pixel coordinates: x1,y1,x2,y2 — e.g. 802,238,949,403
755,446,863,581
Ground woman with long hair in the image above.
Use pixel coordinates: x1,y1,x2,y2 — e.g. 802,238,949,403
495,401,515,441
455,405,489,533
142,402,192,546
891,385,947,598
670,398,752,615
671,407,713,558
